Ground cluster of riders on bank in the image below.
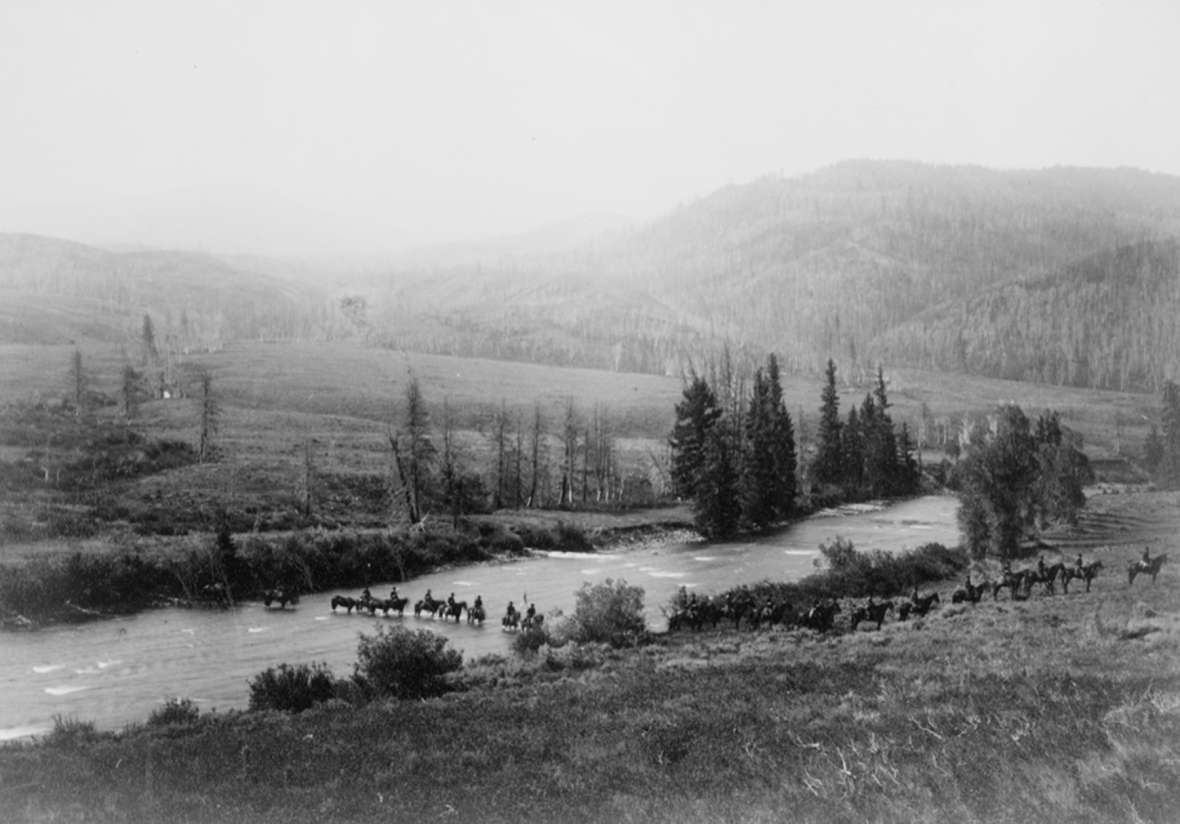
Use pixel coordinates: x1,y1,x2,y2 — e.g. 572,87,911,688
667,546,1166,635
328,587,544,630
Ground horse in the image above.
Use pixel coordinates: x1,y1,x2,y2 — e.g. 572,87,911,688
1026,562,1066,595
263,588,297,609
850,600,893,631
1061,561,1103,594
414,594,446,618
502,610,520,631
992,570,1030,600
910,591,940,617
951,581,986,604
441,601,467,622
466,603,486,625
1128,555,1167,585
804,600,841,632
368,595,409,616
330,595,359,614
521,613,544,630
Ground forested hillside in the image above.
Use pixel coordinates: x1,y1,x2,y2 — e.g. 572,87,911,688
365,161,1180,387
0,234,328,347
3,161,1180,391
871,240,1180,392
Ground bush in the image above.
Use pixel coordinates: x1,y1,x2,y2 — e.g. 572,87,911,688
248,662,336,712
45,714,99,747
511,624,551,657
564,579,646,648
354,626,463,700
148,697,200,726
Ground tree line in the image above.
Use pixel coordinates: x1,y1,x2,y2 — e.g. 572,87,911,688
669,355,922,539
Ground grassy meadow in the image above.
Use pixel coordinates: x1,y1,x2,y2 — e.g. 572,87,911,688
0,489,1177,823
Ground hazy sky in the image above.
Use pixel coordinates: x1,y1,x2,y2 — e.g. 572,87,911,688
1,0,1177,257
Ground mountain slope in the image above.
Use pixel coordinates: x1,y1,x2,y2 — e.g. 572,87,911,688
0,233,325,346
368,161,1180,384
869,239,1180,391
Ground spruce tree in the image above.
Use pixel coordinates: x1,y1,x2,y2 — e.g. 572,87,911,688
739,369,776,528
670,373,722,500
764,354,797,519
695,419,740,538
842,406,865,493
813,359,843,486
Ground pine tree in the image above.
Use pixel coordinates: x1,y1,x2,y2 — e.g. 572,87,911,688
864,367,900,495
739,369,776,528
695,418,740,538
669,372,722,500
842,406,865,492
764,354,797,520
813,359,843,485
197,368,219,462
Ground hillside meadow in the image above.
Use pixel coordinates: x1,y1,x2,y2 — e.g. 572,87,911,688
0,339,1156,555
0,489,1176,823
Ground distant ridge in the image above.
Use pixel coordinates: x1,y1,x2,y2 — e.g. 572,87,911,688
2,161,1179,391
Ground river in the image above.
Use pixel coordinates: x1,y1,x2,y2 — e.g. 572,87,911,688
0,495,959,740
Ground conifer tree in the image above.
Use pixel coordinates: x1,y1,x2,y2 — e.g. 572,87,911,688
842,406,865,492
813,359,843,485
739,369,776,528
695,418,740,538
764,354,797,519
670,372,722,500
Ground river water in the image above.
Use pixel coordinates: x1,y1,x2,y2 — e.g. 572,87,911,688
0,495,958,740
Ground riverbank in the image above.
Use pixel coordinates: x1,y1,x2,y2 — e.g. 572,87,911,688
0,506,697,629
1,488,1176,822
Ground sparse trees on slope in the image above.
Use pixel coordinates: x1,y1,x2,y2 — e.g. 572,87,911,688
1160,380,1180,487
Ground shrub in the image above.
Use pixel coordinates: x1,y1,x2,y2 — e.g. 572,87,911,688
147,697,200,726
248,662,336,712
564,578,646,647
45,714,99,747
511,624,551,657
354,626,463,700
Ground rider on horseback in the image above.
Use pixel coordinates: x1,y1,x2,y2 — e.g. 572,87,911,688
526,603,537,621
505,600,517,619
1075,553,1084,570
1037,555,1046,577
1141,545,1151,569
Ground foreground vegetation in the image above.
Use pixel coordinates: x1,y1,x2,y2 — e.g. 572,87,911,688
2,490,1177,823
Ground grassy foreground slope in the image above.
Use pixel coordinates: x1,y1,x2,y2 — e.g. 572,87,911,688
1,490,1177,824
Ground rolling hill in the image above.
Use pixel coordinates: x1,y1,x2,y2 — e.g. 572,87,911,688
3,160,1179,392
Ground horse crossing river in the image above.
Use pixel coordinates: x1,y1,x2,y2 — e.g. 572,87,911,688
0,495,959,740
